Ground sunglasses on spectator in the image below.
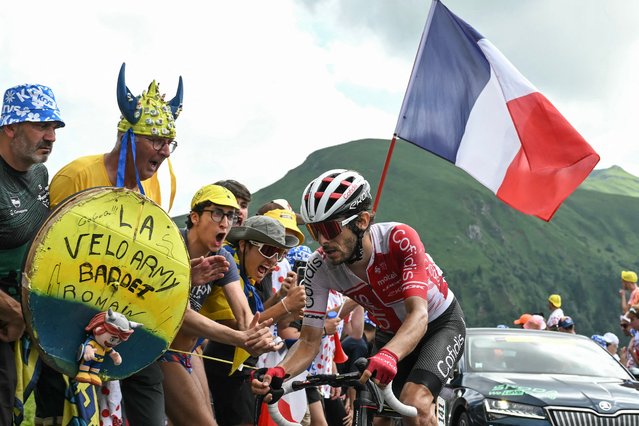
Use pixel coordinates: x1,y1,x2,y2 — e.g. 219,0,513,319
202,208,237,225
306,214,359,241
249,240,287,262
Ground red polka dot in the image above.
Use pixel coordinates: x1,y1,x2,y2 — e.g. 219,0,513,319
274,265,280,271
317,364,323,369
101,386,110,395
278,276,285,283
102,409,110,417
100,421,104,426
116,405,120,411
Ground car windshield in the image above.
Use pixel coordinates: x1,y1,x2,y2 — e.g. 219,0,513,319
466,331,632,379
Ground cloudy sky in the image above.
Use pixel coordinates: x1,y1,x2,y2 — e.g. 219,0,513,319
2,0,637,214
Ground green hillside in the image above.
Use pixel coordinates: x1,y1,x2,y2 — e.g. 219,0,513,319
247,139,639,338
581,165,639,198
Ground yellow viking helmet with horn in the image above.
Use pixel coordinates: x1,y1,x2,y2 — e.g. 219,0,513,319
116,63,183,138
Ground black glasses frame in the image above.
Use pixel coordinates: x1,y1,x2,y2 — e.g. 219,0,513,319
201,208,237,225
142,136,178,153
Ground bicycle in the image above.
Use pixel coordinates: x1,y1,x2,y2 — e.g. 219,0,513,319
257,358,418,426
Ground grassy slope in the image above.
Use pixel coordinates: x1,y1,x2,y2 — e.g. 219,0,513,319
248,139,639,337
581,165,639,197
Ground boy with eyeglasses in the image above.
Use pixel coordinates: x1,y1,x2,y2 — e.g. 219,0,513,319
160,184,277,425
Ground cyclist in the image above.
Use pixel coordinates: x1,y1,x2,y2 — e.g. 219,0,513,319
251,169,466,426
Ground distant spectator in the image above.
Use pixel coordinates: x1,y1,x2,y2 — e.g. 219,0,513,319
524,315,546,330
619,270,639,314
513,313,532,328
619,315,634,367
547,294,564,330
603,332,620,361
591,334,608,349
214,179,251,226
624,306,639,368
557,316,576,334
340,310,376,371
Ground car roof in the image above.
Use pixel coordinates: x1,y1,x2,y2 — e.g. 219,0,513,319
467,327,591,342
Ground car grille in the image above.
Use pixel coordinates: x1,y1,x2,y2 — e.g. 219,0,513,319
547,407,639,426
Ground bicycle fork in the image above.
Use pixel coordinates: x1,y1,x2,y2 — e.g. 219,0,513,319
353,388,379,426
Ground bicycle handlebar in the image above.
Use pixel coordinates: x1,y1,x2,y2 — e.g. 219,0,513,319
265,358,417,426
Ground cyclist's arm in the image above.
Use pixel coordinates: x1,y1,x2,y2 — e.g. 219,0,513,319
278,323,323,377
380,296,429,360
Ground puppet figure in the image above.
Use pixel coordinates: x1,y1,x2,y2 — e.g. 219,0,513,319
75,308,142,386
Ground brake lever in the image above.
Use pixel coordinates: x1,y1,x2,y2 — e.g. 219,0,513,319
354,357,385,414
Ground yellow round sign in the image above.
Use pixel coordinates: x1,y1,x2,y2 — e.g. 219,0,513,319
22,187,190,380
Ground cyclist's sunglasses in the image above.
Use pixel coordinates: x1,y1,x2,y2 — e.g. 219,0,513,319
306,214,359,241
249,240,287,262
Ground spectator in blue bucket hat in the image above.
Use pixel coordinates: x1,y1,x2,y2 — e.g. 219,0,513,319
0,83,65,170
0,83,65,127
0,82,64,425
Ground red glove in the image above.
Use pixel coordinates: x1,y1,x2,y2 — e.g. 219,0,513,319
251,366,287,389
366,349,399,385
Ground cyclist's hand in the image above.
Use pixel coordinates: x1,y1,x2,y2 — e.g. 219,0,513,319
360,348,399,386
250,366,288,403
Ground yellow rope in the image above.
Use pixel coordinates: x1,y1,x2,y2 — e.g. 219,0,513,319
168,347,259,370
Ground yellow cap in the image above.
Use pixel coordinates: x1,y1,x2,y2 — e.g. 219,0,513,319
622,271,638,283
191,185,239,210
548,294,561,308
263,209,304,245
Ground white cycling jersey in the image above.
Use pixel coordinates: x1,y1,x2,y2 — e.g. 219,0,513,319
302,222,454,333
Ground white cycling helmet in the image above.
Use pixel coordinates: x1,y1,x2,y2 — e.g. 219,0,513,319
300,169,372,223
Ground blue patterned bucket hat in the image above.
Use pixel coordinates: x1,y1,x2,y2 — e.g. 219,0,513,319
0,84,65,127
286,245,313,268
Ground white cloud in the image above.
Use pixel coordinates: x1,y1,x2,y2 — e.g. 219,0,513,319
0,0,637,214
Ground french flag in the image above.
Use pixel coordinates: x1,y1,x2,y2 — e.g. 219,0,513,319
395,0,600,221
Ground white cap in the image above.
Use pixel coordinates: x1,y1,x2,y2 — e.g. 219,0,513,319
603,332,619,346
271,199,293,211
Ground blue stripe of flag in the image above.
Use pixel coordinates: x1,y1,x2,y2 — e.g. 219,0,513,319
395,1,490,162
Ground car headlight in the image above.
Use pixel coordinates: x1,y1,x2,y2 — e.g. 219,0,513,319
484,398,546,420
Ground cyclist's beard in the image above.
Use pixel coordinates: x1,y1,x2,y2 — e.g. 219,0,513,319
323,232,357,266
345,222,365,264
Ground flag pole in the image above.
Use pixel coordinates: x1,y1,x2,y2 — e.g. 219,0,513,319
372,134,397,215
